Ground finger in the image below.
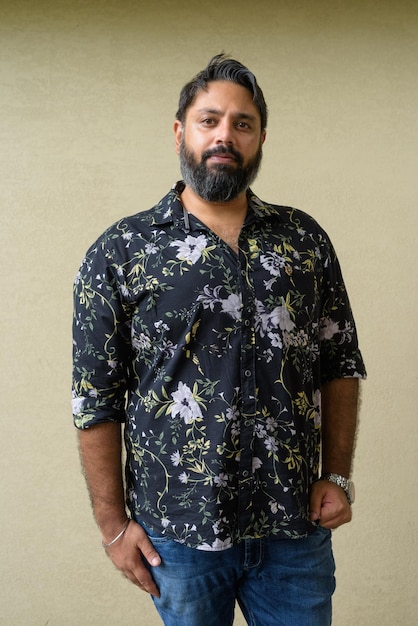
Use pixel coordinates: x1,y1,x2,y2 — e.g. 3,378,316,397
139,576,161,597
141,541,162,568
319,505,352,529
309,499,322,523
130,564,161,597
119,558,161,597
136,532,162,568
309,484,324,523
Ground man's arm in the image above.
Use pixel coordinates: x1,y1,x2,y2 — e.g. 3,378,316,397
78,422,161,596
309,377,359,529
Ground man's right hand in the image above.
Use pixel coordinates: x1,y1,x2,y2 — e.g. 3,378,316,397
104,520,161,597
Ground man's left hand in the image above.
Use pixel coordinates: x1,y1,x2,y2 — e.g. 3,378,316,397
309,480,352,529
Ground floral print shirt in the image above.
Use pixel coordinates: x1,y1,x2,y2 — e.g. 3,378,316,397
72,181,366,550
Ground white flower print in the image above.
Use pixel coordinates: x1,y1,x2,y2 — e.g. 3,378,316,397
255,423,267,439
275,302,296,333
210,537,232,550
95,273,105,288
220,293,242,320
226,405,239,421
154,320,169,333
214,472,228,488
260,251,287,276
161,339,177,359
122,231,134,247
262,348,274,362
170,234,207,264
179,471,190,484
319,318,339,340
197,286,242,320
255,300,276,337
252,457,263,472
145,242,158,255
314,389,321,426
120,284,130,297
265,417,278,432
231,421,240,438
264,436,279,453
269,332,283,348
263,277,276,292
283,329,309,349
170,450,182,467
255,299,295,338
71,395,85,415
339,320,355,343
132,333,152,352
269,500,285,514
170,382,203,424
197,285,222,311
212,519,221,535
196,537,233,551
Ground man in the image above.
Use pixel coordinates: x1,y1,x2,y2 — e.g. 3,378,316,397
72,54,366,626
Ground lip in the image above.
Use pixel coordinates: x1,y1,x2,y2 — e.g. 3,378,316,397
207,153,237,164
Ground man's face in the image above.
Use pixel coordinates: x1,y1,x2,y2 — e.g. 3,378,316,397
174,80,266,202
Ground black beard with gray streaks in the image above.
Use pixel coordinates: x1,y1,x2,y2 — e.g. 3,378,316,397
179,141,263,202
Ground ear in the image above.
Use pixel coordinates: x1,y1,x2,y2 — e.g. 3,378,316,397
173,120,183,154
261,129,266,145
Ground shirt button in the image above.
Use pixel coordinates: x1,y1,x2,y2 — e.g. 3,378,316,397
244,319,251,327
242,470,249,478
244,370,251,378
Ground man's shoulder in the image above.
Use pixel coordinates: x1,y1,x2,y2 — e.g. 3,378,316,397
119,186,180,229
80,187,180,264
249,192,327,236
99,187,180,236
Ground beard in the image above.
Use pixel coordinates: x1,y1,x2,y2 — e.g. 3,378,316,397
179,139,263,203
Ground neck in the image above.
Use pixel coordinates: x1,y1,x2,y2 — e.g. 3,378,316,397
180,185,248,254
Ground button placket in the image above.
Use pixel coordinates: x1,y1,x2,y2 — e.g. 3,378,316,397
237,245,257,532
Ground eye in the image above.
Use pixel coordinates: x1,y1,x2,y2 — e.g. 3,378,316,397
236,121,251,130
201,118,216,126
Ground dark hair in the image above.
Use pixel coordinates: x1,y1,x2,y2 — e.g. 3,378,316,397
176,53,268,131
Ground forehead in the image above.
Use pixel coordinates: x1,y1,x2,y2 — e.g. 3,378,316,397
187,80,261,122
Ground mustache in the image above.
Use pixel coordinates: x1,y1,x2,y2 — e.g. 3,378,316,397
202,145,244,166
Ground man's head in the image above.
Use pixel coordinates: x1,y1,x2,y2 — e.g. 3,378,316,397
176,53,268,132
174,54,267,203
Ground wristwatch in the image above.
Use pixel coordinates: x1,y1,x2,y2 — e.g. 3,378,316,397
320,473,355,505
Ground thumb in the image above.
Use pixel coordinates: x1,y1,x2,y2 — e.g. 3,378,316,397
138,532,162,567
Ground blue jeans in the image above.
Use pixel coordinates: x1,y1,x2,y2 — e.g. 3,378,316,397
144,526,336,626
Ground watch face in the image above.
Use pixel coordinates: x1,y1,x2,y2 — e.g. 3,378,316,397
348,481,355,504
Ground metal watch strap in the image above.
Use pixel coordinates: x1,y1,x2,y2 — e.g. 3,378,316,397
320,472,354,504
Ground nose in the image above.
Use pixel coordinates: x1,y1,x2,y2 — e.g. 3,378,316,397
215,118,234,145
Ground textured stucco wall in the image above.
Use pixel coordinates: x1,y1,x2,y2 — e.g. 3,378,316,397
1,0,417,624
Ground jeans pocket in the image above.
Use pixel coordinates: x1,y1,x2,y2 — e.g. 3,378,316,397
139,521,172,545
315,525,332,537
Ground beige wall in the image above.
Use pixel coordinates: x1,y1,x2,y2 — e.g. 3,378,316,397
1,0,417,624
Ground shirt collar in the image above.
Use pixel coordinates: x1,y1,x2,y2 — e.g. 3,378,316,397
151,181,283,228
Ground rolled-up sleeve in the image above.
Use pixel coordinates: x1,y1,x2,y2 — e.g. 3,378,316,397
318,234,367,383
72,238,133,429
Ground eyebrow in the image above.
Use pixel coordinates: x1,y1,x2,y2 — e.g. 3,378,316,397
196,107,257,121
